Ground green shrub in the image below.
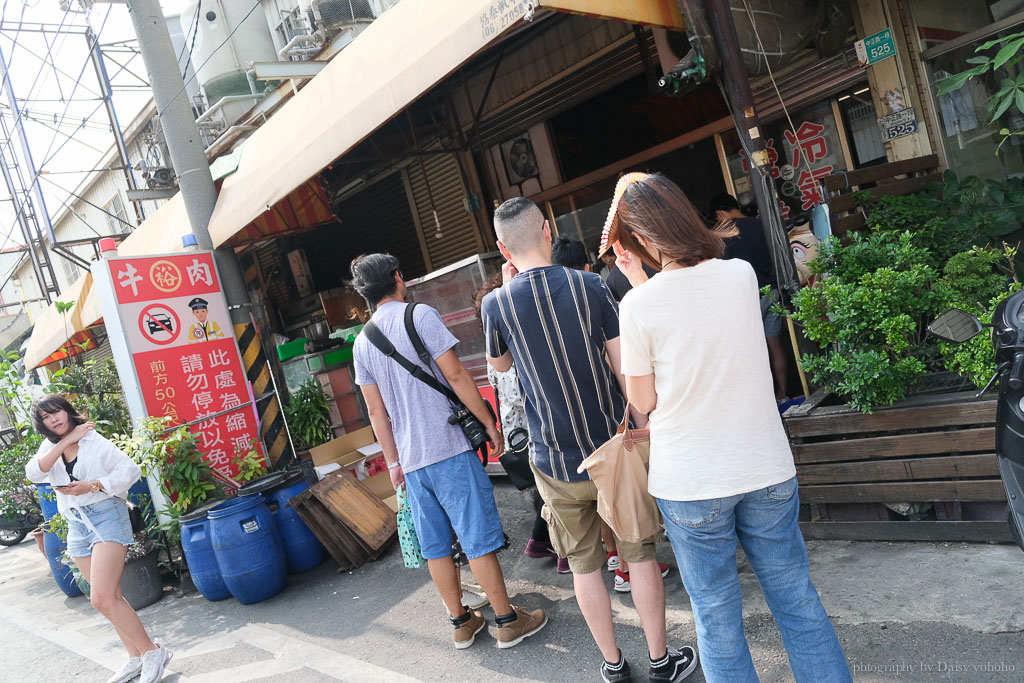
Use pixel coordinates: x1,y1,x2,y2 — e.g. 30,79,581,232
791,193,1018,411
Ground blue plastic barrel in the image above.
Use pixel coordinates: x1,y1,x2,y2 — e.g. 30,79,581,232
36,483,58,521
35,484,83,597
43,527,83,597
180,499,232,601
209,495,286,604
270,475,325,573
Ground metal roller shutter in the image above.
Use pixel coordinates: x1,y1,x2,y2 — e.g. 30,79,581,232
407,153,482,270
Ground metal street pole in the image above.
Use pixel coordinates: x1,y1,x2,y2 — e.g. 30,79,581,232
703,0,799,299
124,0,251,324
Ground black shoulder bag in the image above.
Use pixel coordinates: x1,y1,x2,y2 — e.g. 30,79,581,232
362,303,495,464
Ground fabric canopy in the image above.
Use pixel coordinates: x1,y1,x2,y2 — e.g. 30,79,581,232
23,272,98,369
208,0,537,247
23,193,193,369
208,0,684,248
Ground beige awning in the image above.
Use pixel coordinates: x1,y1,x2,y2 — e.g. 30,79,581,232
208,0,537,247
23,272,97,369
23,194,193,368
208,0,684,248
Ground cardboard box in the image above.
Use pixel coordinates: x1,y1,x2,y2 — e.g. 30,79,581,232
309,428,386,480
363,471,395,500
310,426,376,466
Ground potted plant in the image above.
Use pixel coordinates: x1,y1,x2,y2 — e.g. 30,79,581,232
284,379,333,452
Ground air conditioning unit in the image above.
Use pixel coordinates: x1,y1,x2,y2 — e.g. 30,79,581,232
144,167,177,189
303,0,378,32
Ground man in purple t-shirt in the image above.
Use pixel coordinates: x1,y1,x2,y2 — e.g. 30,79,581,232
351,253,547,651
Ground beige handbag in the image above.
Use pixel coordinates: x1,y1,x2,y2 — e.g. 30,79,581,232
577,405,662,543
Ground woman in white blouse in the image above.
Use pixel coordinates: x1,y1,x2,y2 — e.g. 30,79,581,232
26,395,172,683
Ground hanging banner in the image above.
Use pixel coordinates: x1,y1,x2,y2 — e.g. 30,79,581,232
105,251,261,477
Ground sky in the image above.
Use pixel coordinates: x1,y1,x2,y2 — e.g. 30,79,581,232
0,0,189,257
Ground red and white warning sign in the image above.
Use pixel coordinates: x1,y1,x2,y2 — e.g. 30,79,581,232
104,252,261,478
137,304,181,346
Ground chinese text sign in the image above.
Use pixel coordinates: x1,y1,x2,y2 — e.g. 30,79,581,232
108,252,260,477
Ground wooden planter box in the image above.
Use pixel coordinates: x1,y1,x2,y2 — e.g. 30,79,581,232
784,390,1012,542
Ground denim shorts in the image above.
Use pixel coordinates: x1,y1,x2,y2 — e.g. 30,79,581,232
66,497,135,558
403,450,505,560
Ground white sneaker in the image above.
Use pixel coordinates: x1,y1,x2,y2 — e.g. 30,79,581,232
138,639,173,683
106,656,142,683
462,589,490,610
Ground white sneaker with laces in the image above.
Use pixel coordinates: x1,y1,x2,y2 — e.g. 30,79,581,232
105,656,142,683
139,639,172,683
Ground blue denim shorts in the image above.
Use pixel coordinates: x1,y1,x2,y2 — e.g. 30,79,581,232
404,450,505,560
66,497,135,557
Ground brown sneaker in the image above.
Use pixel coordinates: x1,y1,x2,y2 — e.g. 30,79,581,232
495,605,548,649
452,609,486,649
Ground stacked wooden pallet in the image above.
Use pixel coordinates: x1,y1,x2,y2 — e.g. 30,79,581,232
785,390,1010,542
289,472,397,570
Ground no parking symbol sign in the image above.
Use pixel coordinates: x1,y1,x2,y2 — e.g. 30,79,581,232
138,303,181,346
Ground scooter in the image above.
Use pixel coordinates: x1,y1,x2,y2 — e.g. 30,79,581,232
929,297,1024,552
0,485,43,547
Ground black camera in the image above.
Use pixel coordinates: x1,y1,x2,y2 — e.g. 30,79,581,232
448,408,489,450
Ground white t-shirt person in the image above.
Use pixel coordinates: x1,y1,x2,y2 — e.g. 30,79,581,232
619,258,795,501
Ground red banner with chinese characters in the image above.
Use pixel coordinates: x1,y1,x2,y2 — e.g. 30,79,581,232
106,252,262,477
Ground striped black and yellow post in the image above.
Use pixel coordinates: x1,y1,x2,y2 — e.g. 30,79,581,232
235,321,291,466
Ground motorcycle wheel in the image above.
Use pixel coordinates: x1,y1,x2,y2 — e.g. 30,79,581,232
0,529,27,546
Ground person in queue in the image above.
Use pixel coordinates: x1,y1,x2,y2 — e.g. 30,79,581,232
25,395,172,683
350,253,547,650
709,193,789,402
611,173,852,683
474,275,570,575
550,235,669,592
482,198,696,683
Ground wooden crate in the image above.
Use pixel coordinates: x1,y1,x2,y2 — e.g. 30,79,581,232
784,390,1012,542
290,471,397,570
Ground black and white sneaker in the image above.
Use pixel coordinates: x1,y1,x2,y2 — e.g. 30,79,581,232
649,645,698,682
601,651,633,682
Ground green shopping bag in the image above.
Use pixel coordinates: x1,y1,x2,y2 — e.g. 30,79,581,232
396,484,426,569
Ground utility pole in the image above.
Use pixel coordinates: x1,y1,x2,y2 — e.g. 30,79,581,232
87,27,146,224
703,0,799,299
123,0,251,324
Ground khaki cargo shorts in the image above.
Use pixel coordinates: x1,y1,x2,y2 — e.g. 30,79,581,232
532,461,657,575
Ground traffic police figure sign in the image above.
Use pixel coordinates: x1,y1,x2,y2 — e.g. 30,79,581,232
104,252,262,478
187,297,225,343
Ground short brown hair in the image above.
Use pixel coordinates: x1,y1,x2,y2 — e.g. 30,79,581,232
615,173,736,270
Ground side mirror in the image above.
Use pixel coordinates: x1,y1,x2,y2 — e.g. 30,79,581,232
928,308,984,344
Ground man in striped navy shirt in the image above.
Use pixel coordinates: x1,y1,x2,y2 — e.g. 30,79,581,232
482,198,696,683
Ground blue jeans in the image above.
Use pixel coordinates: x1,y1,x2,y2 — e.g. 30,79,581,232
657,477,852,683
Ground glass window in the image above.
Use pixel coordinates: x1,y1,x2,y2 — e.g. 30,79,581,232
923,18,1024,180
721,100,849,222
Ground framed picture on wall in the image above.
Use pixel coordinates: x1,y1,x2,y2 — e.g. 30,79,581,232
500,135,540,184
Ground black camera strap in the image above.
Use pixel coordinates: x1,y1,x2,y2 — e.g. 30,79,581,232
362,304,461,407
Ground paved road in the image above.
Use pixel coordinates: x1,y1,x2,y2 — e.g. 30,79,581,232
3,481,1024,682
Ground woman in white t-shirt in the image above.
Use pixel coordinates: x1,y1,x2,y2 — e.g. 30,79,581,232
609,173,851,683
